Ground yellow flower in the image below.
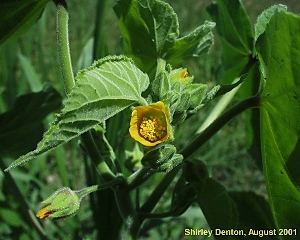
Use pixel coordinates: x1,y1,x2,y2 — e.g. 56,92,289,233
129,101,171,147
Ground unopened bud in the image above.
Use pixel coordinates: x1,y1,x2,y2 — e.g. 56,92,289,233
36,187,80,219
170,68,194,86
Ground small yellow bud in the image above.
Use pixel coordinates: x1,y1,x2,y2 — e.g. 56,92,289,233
170,68,194,86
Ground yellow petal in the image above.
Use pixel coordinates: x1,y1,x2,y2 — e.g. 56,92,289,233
36,205,53,219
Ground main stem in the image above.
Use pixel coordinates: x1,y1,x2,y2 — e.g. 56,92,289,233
56,0,75,94
76,178,123,199
55,0,115,182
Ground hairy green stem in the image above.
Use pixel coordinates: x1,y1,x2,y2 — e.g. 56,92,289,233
139,197,195,219
113,183,138,239
155,58,166,78
56,0,75,94
126,167,154,190
55,0,116,183
81,132,116,182
76,178,123,199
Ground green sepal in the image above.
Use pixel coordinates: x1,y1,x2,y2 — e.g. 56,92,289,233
168,81,184,114
183,83,208,109
141,144,182,172
168,82,208,115
141,144,176,167
157,153,183,172
171,81,183,93
174,93,190,112
171,111,187,126
151,70,171,100
41,187,80,219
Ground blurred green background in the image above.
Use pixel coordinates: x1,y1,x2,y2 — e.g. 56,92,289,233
0,0,299,239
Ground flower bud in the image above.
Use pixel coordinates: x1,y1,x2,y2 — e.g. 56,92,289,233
173,93,190,112
157,153,183,172
170,68,194,86
36,187,80,219
141,144,176,168
171,111,187,126
182,83,208,109
151,71,171,100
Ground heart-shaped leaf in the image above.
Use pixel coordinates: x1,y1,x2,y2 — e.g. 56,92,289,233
256,10,300,232
6,56,149,170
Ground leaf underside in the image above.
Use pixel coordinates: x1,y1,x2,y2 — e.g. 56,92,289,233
256,10,300,231
6,56,149,171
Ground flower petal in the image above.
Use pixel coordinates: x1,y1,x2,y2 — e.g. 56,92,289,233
129,101,171,147
36,205,53,219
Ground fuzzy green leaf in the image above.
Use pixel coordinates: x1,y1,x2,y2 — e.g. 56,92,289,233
165,21,215,67
256,10,300,232
114,0,179,73
6,56,149,170
254,4,287,41
114,0,215,75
